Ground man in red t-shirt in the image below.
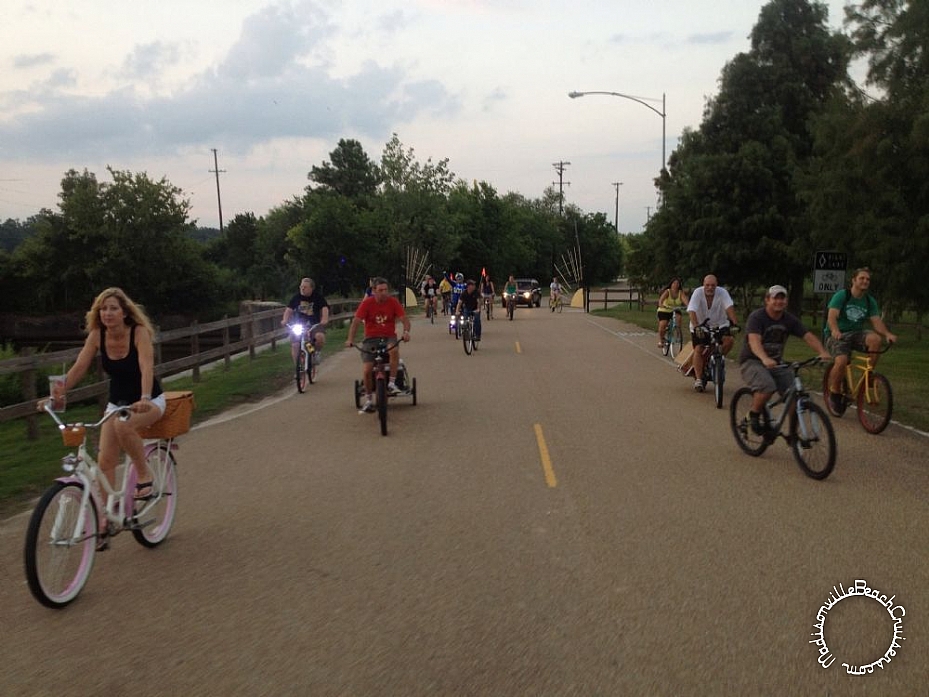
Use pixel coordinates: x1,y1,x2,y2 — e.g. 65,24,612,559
346,277,411,412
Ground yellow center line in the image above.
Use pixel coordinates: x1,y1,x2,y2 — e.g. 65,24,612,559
533,423,557,488
515,341,522,354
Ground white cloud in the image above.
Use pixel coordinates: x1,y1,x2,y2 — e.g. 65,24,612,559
0,0,859,231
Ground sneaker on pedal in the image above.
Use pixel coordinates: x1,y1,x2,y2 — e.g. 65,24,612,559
828,392,846,416
387,382,401,396
749,413,766,435
693,379,705,392
359,400,375,413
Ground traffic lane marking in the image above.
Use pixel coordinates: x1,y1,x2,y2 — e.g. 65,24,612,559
534,423,557,488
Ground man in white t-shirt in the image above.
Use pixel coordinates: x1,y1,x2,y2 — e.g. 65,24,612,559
687,274,740,392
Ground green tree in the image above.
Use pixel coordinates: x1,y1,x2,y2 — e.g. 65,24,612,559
803,0,929,318
308,138,381,200
10,168,219,316
649,0,849,309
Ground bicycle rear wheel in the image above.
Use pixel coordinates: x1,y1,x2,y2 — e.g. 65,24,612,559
729,387,770,456
857,372,893,434
507,300,514,320
376,378,388,436
133,444,178,547
790,399,836,479
24,482,98,608
662,328,671,356
295,350,308,393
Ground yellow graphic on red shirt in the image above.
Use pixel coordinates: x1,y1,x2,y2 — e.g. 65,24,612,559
374,312,390,327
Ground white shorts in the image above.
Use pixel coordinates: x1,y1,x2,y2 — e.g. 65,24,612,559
105,393,167,418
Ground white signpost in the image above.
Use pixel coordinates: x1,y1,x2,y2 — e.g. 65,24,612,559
813,251,847,295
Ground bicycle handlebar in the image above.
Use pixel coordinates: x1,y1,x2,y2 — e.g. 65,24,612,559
775,356,829,372
351,339,401,357
42,401,131,430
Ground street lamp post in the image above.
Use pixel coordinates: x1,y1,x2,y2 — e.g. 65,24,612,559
568,90,666,172
611,181,622,233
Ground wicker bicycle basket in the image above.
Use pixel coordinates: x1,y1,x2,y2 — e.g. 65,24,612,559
61,424,86,447
138,391,195,439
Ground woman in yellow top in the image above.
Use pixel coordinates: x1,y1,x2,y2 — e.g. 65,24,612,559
656,277,689,348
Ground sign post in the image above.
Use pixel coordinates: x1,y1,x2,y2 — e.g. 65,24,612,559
813,251,847,295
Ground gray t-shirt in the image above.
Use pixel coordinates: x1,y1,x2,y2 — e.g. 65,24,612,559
739,308,809,363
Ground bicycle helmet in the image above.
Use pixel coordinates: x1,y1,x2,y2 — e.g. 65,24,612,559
455,272,464,281
466,279,476,285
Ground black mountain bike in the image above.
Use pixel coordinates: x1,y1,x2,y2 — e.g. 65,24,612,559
730,357,836,480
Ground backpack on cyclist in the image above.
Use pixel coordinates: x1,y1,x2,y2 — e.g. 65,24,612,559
822,288,850,341
821,287,877,340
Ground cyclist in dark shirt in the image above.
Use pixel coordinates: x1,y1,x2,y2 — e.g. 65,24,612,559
455,279,482,341
739,285,830,433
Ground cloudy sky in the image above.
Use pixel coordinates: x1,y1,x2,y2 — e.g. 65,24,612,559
1,0,855,234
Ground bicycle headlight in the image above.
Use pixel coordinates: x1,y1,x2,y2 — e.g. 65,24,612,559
291,324,304,337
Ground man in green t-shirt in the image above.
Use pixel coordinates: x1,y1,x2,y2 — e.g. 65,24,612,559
825,267,897,414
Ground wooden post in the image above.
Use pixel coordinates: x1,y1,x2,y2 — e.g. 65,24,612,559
22,349,39,440
223,316,231,371
191,320,201,383
247,305,256,360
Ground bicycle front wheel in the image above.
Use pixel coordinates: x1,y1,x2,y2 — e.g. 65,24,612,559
507,301,514,320
308,349,317,385
376,378,388,436
729,388,770,457
462,323,472,355
295,350,308,393
790,400,836,479
24,482,98,608
672,324,683,357
714,357,725,409
133,444,178,547
857,372,893,434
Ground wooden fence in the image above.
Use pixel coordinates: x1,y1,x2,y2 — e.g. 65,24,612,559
0,300,359,437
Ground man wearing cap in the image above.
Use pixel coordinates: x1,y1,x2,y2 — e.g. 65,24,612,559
455,279,482,341
687,274,740,392
738,285,832,434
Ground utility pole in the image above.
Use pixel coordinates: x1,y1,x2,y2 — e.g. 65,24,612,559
210,148,226,232
645,206,652,224
611,182,623,233
552,161,571,215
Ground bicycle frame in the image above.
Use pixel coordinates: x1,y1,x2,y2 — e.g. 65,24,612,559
845,353,877,398
823,344,893,433
45,405,172,533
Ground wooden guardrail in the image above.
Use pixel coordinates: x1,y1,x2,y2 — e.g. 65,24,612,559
587,287,644,311
0,300,359,437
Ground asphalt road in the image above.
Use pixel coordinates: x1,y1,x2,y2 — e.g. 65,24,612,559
2,305,926,696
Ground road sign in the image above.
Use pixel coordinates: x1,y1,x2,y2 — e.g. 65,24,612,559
813,251,847,295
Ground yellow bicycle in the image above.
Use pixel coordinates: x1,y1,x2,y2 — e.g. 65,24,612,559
822,345,893,434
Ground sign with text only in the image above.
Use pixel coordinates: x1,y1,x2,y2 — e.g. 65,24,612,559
813,251,847,295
